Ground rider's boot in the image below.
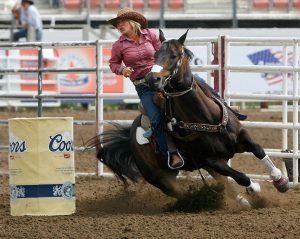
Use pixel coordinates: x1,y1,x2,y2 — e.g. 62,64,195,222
166,134,184,169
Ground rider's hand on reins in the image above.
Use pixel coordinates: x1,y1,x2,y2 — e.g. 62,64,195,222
122,67,134,77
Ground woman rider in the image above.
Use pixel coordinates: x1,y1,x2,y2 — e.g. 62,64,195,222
108,8,184,169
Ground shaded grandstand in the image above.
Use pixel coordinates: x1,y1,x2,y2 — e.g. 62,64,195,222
1,0,300,29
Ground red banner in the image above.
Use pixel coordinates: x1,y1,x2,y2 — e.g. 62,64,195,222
55,47,123,94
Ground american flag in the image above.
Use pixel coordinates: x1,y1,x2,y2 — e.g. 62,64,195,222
247,49,294,86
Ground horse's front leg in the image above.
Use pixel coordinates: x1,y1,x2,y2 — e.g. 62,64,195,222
238,128,289,193
203,166,251,208
204,158,261,195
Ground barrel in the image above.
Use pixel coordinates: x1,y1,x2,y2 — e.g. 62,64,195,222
8,117,75,216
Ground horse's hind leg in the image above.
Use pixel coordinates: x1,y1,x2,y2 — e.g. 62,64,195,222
238,128,289,193
204,166,251,207
143,171,182,198
133,147,182,198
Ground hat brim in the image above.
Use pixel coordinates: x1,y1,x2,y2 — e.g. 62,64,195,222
108,12,148,29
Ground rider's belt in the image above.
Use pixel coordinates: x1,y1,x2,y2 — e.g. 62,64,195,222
133,78,147,86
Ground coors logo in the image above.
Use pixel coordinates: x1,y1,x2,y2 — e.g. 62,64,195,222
9,134,27,153
48,132,74,153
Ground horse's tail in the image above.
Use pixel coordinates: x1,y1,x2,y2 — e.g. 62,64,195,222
87,123,142,184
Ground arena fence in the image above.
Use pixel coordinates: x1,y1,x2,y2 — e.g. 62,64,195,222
0,38,220,177
0,36,299,184
223,36,299,184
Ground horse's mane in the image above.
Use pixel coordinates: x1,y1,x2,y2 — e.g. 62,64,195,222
183,47,194,61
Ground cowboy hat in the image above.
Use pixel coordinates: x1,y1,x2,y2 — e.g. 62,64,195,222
108,8,148,29
21,0,34,5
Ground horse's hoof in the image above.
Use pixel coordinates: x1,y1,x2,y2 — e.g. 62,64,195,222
273,175,289,193
236,194,251,208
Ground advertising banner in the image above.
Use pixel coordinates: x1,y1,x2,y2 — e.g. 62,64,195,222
56,47,123,94
229,46,300,95
20,49,57,92
188,45,300,95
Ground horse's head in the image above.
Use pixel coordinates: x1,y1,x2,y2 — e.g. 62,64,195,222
146,29,193,92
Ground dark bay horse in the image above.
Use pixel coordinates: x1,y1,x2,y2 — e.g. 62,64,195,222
91,30,288,206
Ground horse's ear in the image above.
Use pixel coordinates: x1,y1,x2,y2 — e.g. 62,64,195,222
159,29,166,43
178,29,189,45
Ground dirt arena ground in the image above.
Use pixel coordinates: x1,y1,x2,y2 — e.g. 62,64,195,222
0,108,300,239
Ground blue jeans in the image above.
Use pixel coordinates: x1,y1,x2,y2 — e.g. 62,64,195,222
13,28,43,42
135,84,168,157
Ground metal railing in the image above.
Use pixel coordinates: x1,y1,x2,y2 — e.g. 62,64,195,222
224,36,300,184
0,37,219,176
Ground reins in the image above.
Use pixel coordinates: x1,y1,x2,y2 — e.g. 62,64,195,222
163,76,195,97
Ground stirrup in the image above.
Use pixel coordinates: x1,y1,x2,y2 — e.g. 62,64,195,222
167,150,184,170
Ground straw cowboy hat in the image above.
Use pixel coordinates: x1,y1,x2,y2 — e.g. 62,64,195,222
108,8,148,29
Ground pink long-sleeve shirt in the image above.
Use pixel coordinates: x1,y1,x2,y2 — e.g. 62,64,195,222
109,28,161,81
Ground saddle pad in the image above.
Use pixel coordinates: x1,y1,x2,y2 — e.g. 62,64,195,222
136,127,150,145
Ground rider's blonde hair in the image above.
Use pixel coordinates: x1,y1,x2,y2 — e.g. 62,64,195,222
128,20,141,36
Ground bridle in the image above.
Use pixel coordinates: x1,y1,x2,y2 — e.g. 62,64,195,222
162,76,195,97
159,45,194,97
156,42,229,136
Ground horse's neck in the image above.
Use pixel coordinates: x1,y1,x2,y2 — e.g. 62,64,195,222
172,74,221,124
173,66,193,91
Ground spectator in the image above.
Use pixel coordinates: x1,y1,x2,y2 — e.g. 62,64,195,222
13,0,43,42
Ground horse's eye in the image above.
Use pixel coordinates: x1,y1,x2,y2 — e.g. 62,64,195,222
171,55,177,59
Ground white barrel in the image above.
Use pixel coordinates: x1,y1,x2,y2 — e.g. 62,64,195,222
8,117,75,216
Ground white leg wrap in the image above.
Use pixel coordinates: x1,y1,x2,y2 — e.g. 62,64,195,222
261,155,281,181
246,180,261,194
270,168,282,181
